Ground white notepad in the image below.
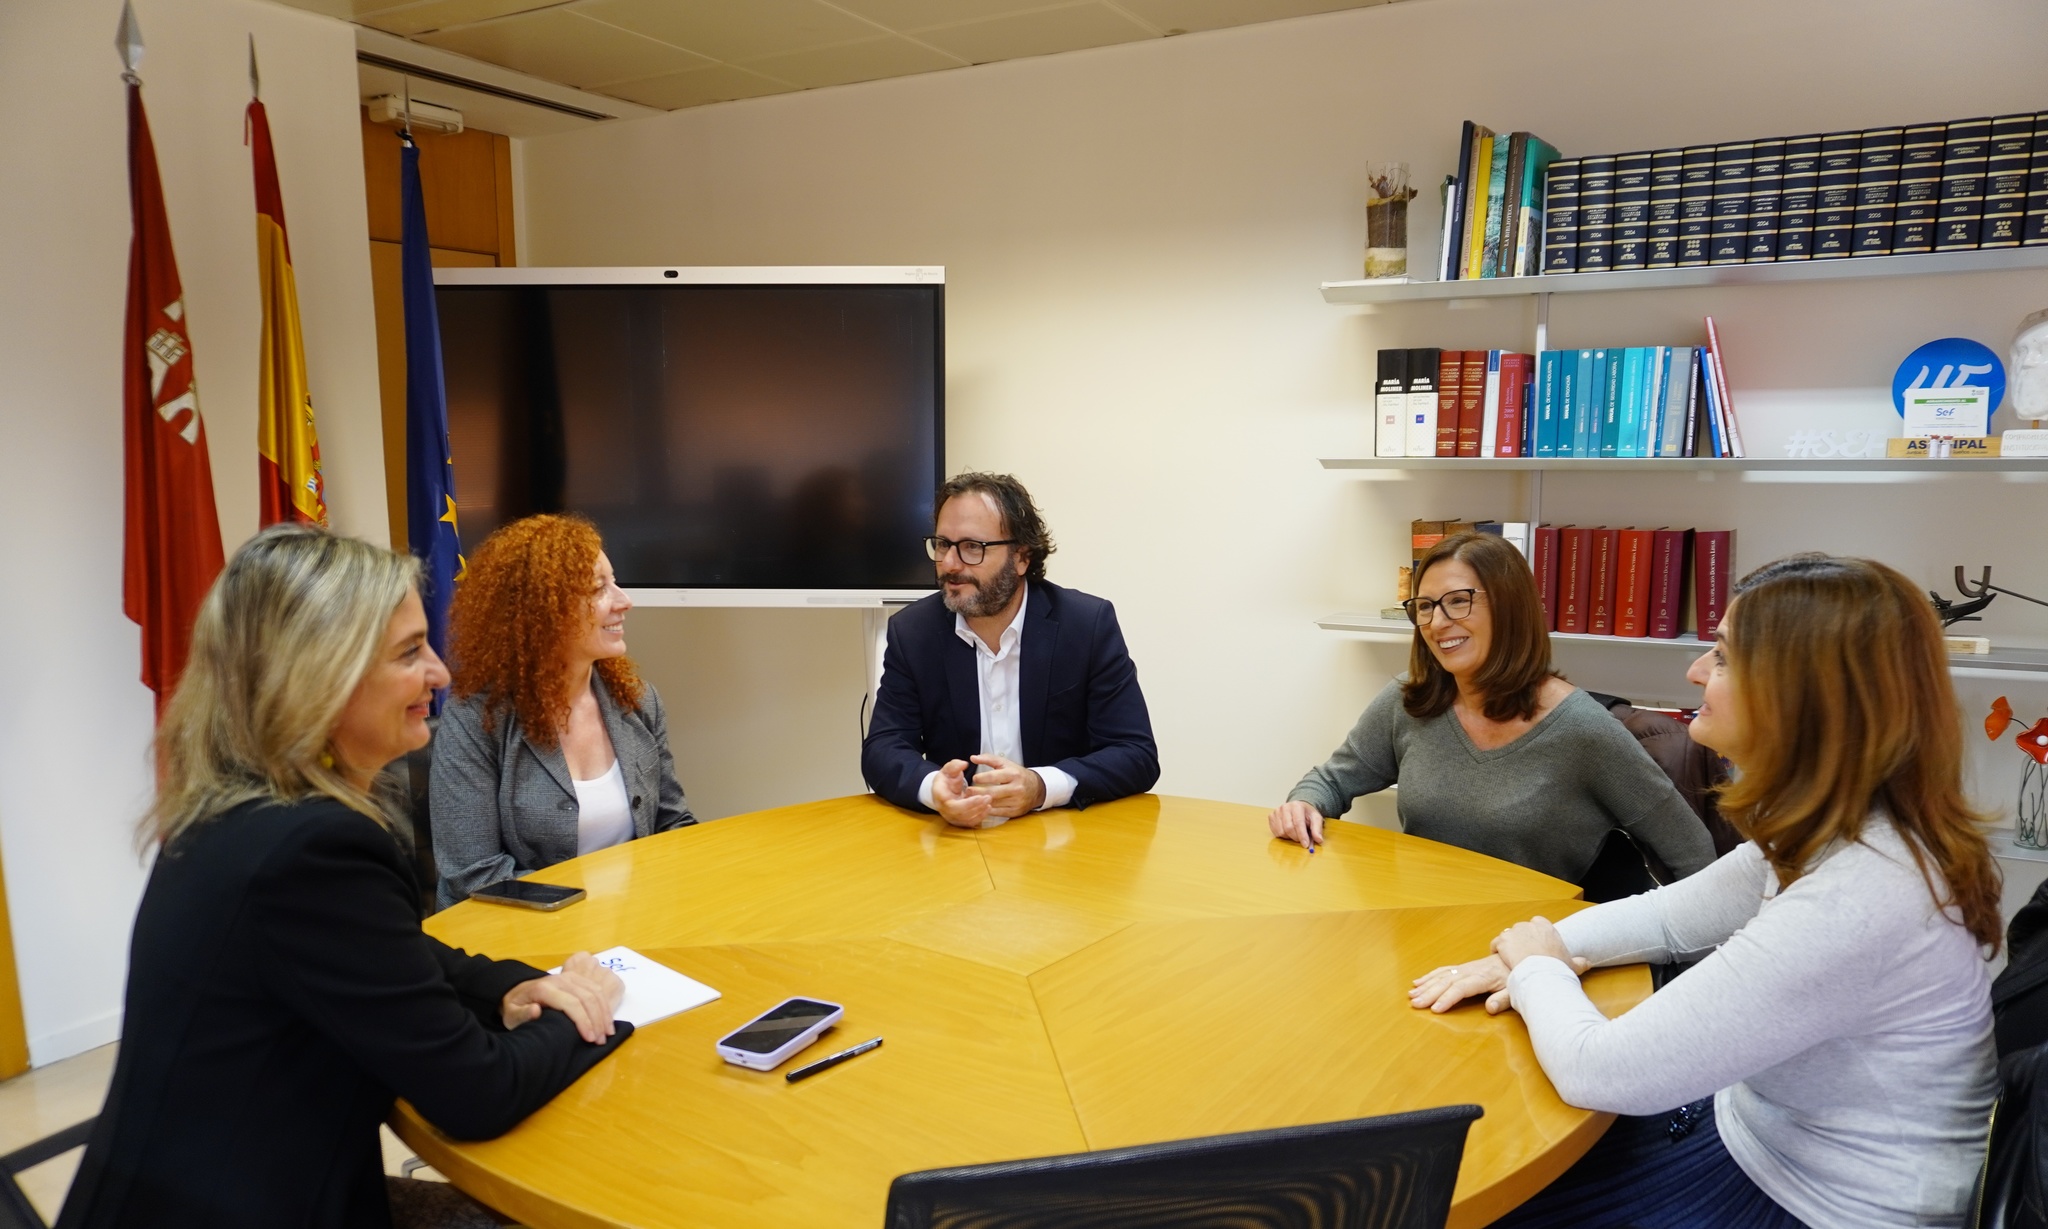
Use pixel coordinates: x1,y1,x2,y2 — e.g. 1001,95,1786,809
549,945,720,1028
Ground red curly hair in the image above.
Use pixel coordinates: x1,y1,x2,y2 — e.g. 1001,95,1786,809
448,514,644,747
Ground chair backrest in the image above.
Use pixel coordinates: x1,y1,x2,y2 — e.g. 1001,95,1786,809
1579,829,1662,905
1972,1040,2048,1229
0,1117,95,1229
882,1104,1482,1229
379,716,439,914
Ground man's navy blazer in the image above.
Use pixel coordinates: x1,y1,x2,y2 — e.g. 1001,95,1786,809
861,579,1160,812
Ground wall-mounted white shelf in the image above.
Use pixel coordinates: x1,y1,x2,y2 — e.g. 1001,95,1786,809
1321,245,2048,305
1319,456,2048,473
1319,613,2048,675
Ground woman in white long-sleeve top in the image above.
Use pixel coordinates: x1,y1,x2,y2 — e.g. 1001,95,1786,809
1410,553,2003,1229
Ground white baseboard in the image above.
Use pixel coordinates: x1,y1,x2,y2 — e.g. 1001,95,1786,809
30,1008,122,1068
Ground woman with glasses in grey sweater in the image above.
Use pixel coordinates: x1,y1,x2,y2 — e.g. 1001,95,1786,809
1414,554,2001,1229
1269,530,1716,888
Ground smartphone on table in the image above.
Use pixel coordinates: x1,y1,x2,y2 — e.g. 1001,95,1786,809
716,998,844,1070
469,880,586,911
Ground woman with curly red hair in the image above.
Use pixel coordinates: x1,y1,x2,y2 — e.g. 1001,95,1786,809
430,514,695,909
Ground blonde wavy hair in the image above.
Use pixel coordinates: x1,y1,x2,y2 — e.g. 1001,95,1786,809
144,525,420,850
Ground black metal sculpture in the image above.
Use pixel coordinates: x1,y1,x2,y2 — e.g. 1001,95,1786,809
1931,567,2048,629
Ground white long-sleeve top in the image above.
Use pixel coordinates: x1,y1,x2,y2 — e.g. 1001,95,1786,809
1506,818,1996,1229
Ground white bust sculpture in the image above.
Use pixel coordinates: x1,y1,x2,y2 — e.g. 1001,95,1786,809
2012,309,2048,422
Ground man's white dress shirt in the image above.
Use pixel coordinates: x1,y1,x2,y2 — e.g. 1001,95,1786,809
913,584,1079,825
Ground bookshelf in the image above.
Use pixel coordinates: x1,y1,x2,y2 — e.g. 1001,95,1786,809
1319,456,2048,473
1317,613,2048,678
1321,245,2048,306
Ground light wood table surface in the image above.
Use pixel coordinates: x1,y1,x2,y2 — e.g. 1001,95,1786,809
396,794,1647,1229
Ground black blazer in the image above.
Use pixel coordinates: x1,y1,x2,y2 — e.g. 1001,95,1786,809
58,797,631,1229
861,580,1159,811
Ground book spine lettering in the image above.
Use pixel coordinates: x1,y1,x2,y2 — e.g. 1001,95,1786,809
1709,141,1754,265
1404,347,1441,458
1541,160,1581,274
1647,148,1684,268
1937,117,1991,250
1814,130,1862,258
1677,146,1716,267
1695,530,1734,640
1497,352,1528,456
1434,351,1463,458
2028,112,2048,246
1599,349,1623,458
1375,349,1408,457
1776,134,1821,260
1577,156,1617,273
1588,528,1619,635
1893,123,1946,254
1612,150,1653,271
1616,529,1655,637
1983,113,2035,248
1558,527,1591,633
1853,126,1905,256
1478,350,1502,457
1533,525,1560,630
1452,350,1486,457
1648,529,1689,638
1745,138,1785,261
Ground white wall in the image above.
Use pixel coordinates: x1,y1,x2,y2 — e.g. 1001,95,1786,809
517,0,2048,830
0,0,382,1064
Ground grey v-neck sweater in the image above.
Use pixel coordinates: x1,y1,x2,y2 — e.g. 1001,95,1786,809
1287,681,1715,883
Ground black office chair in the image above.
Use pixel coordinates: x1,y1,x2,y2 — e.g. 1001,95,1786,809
882,1104,1482,1229
1972,1041,2048,1229
1578,828,1664,905
380,716,440,914
0,1117,94,1229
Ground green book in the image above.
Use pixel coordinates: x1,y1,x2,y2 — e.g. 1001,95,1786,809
1479,136,1512,278
1512,137,1563,276
1600,349,1625,457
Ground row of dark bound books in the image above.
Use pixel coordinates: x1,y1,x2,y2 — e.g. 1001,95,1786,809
1531,527,1734,641
1539,110,2048,274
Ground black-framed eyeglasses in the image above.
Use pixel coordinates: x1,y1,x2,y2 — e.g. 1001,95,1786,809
1401,588,1485,626
924,536,1019,566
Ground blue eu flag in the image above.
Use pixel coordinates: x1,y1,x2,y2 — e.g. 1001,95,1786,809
399,135,462,680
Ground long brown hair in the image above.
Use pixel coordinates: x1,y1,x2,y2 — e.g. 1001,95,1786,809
448,514,644,747
1716,554,2001,949
1403,531,1559,722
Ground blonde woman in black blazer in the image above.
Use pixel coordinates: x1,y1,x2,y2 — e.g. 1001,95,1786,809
430,515,694,910
60,527,630,1229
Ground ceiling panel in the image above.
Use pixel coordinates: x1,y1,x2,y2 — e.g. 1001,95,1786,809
738,36,963,91
594,64,797,110
912,2,1155,65
1115,0,1387,34
357,0,569,38
579,0,881,63
415,9,716,89
824,0,1066,28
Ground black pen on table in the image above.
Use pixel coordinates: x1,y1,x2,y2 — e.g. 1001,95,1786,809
786,1036,883,1083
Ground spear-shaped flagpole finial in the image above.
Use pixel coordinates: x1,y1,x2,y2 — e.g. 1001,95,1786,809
115,0,145,84
249,34,260,99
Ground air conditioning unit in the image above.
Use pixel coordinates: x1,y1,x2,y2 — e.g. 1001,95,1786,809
365,94,464,135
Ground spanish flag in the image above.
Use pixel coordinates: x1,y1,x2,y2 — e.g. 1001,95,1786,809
247,96,325,527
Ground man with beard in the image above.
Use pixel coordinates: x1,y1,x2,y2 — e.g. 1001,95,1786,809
861,472,1160,825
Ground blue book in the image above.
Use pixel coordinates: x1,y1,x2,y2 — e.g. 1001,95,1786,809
1616,347,1645,458
1701,354,1727,457
1522,363,1536,455
1638,347,1666,456
1658,347,1695,457
1571,350,1597,457
1597,349,1621,457
1534,351,1560,456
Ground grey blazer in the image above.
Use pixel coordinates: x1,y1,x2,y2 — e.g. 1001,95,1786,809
430,676,695,909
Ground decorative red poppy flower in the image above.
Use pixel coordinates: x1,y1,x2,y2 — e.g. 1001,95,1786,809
2019,718,2048,767
1989,696,2015,741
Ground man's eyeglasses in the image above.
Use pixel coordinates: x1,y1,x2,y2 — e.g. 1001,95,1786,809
924,536,1019,566
1401,588,1485,626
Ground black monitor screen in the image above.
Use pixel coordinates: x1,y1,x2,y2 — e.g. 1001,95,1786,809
435,282,942,590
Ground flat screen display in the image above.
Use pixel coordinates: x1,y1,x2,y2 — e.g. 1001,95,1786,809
434,278,942,591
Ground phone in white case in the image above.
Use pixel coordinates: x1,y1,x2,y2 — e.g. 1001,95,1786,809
715,998,844,1071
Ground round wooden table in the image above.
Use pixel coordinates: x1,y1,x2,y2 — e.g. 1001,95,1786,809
397,794,1647,1229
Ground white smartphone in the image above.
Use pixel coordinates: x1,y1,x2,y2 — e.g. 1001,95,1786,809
715,998,844,1071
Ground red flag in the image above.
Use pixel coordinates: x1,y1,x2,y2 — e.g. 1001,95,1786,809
123,82,225,712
